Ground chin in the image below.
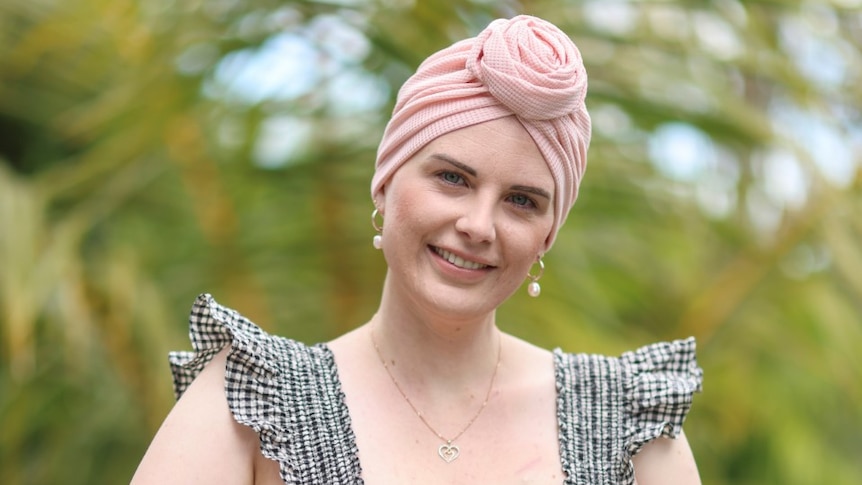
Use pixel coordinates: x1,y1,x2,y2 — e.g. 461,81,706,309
415,283,513,320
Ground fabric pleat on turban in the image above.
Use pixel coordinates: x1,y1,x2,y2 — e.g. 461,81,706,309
371,14,591,251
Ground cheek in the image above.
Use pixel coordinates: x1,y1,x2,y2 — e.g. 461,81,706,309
380,169,414,216
380,178,428,250
384,174,441,230
502,220,553,280
505,216,554,253
386,187,418,230
496,219,545,262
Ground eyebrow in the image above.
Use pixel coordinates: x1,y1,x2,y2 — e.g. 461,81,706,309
430,153,552,201
431,153,477,176
512,184,551,200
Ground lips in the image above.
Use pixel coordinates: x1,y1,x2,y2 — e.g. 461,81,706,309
431,246,492,270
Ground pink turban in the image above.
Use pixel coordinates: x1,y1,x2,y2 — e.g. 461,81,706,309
371,14,591,251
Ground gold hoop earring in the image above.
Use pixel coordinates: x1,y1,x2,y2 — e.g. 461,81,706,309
371,208,383,249
526,257,544,297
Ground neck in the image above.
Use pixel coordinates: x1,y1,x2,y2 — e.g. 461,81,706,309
368,273,502,390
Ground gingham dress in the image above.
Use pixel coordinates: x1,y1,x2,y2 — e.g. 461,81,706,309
170,294,703,484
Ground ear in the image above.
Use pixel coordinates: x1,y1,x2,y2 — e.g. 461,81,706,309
374,186,387,216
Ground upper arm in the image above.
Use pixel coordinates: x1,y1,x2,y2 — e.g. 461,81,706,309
130,348,258,485
632,430,701,485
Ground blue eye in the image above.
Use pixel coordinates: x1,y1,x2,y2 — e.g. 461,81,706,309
440,171,464,185
509,194,535,208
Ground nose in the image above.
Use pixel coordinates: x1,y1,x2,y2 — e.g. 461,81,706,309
454,197,496,243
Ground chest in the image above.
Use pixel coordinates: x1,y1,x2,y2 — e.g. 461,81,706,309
249,342,636,484
344,370,564,484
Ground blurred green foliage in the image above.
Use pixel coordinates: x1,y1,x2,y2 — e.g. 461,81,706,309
1,0,860,483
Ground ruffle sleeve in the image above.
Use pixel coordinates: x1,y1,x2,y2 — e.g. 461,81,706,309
619,338,703,476
167,294,363,484
554,337,702,484
168,293,278,400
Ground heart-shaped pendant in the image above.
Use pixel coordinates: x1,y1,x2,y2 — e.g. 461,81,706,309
438,443,460,463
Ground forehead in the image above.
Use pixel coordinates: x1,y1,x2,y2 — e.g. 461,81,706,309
417,117,554,185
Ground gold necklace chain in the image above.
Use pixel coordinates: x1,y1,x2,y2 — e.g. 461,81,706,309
370,327,502,463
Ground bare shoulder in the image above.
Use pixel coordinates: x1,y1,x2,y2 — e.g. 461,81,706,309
130,348,260,485
501,332,554,370
632,430,702,485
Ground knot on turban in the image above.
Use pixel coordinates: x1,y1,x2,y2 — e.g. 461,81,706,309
371,15,592,251
467,16,588,121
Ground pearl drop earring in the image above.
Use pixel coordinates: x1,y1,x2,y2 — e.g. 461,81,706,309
371,208,383,249
526,257,544,297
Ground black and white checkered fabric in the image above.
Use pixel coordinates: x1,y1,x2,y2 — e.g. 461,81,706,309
554,338,703,483
170,294,363,484
170,294,702,484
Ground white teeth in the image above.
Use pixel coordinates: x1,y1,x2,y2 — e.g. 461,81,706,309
434,247,488,270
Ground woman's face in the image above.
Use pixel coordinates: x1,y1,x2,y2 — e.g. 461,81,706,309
377,116,555,319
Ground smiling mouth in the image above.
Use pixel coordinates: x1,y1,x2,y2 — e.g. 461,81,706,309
431,246,491,270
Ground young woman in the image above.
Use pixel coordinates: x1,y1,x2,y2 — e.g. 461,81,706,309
131,14,702,485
